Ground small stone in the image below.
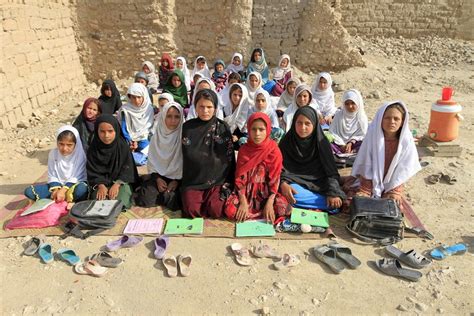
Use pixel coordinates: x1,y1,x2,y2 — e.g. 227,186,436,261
104,298,114,307
406,296,417,303
261,306,270,315
372,90,381,99
260,295,268,302
0,171,8,176
397,304,409,312
324,292,330,300
287,285,297,292
249,298,259,306
76,102,83,108
415,302,428,312
436,308,444,314
312,298,320,306
273,282,286,290
17,121,29,129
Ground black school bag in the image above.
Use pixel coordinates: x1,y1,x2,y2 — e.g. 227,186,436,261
61,200,124,239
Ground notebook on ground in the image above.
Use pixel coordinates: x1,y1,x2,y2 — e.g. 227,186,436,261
236,220,275,237
123,218,164,234
290,208,329,227
21,199,54,216
164,218,204,235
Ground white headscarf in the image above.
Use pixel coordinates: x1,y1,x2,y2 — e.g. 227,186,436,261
272,54,291,80
248,88,279,128
147,102,183,179
223,83,250,133
226,52,244,74
277,77,300,111
245,71,263,105
329,89,368,145
48,125,87,184
311,72,336,118
176,56,191,91
191,55,211,79
142,61,159,90
351,101,421,198
283,84,319,132
118,83,154,141
158,93,174,104
186,78,223,121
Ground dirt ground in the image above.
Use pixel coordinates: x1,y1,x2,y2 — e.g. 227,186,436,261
0,37,473,315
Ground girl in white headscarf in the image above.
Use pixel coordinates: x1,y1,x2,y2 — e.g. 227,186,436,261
223,83,251,149
328,89,368,154
186,77,224,121
282,84,320,132
226,52,245,76
245,71,263,106
136,102,184,209
311,72,337,125
142,61,159,92
176,56,191,92
117,83,155,165
351,101,421,205
270,54,293,97
191,55,211,79
24,126,88,203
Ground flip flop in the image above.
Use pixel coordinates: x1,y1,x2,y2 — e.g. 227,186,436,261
57,248,81,265
385,245,431,269
38,243,54,264
273,253,301,270
430,243,467,260
104,235,144,252
441,173,457,185
312,245,345,274
251,241,280,259
74,260,108,277
90,252,123,268
154,235,170,260
328,242,361,269
427,173,442,184
177,253,192,277
23,237,42,256
162,254,178,277
375,258,422,282
230,243,255,266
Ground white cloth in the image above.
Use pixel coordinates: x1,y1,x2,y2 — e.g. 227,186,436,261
276,77,300,111
272,54,291,80
282,84,319,132
118,83,154,141
329,89,368,145
158,93,174,104
186,78,223,121
176,56,191,91
142,61,159,90
248,88,279,128
226,52,244,74
191,55,211,79
223,83,250,133
311,72,336,118
245,71,263,106
351,101,421,198
147,102,183,179
48,125,87,184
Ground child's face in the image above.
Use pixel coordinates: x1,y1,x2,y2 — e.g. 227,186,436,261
162,60,169,67
197,60,205,70
249,75,259,89
215,64,224,73
296,91,310,107
176,60,183,68
171,75,182,88
196,98,215,121
164,106,181,130
143,65,150,74
229,78,239,85
253,51,262,61
158,99,168,109
85,102,99,120
104,87,112,97
280,58,289,68
255,93,267,111
249,119,267,145
231,89,243,107
232,57,241,66
198,82,211,90
318,77,328,90
295,115,314,139
344,100,357,113
135,78,148,86
129,94,144,107
287,83,297,96
382,107,403,138
98,122,116,145
57,138,76,156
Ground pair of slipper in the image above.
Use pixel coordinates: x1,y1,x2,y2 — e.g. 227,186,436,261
23,237,80,265
74,252,123,277
312,241,361,274
375,245,432,282
427,172,457,185
162,253,192,277
104,235,144,252
230,241,300,270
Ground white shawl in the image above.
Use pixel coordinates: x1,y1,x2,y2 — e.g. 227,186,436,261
272,54,291,80
311,72,336,117
226,52,244,74
147,102,183,179
329,89,368,145
245,71,263,106
276,77,301,111
191,55,211,79
248,88,279,128
142,61,159,90
351,101,421,197
223,83,250,133
176,56,191,92
186,78,223,121
282,84,319,132
48,125,87,184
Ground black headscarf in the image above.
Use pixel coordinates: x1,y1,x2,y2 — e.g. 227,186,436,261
181,89,235,191
73,98,101,153
98,80,122,115
87,115,138,187
279,106,345,198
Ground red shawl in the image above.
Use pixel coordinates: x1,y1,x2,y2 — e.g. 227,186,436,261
236,113,283,192
160,53,175,72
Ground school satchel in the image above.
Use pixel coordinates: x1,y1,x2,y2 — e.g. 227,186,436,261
346,196,404,245
61,200,124,239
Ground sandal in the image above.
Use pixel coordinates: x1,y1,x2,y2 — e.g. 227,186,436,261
441,173,457,185
90,252,123,268
385,245,431,269
375,258,422,282
177,253,192,277
273,254,300,270
230,243,255,266
251,241,280,259
312,245,345,274
154,235,169,260
74,260,108,277
427,173,442,184
38,243,54,264
23,237,42,256
57,248,81,265
430,243,467,260
328,242,361,269
162,254,178,277
104,235,143,252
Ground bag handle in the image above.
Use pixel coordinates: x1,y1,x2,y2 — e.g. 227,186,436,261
61,221,107,239
345,224,402,246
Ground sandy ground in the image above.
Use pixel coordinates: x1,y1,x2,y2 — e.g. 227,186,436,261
0,38,473,315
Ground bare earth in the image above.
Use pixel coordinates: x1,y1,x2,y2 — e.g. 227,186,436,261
0,39,473,315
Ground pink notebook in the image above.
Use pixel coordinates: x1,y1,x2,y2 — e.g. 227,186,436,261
123,219,164,234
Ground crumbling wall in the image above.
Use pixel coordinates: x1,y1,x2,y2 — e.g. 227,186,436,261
0,0,86,129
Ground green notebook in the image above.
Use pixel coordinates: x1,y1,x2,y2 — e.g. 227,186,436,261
164,218,204,235
236,220,275,237
290,208,329,227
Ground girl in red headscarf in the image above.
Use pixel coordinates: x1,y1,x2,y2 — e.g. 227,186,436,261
225,112,291,223
158,53,175,89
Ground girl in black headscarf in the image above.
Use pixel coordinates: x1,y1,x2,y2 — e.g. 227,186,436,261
87,115,138,209
73,97,101,153
181,89,235,218
98,80,122,115
279,106,345,212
